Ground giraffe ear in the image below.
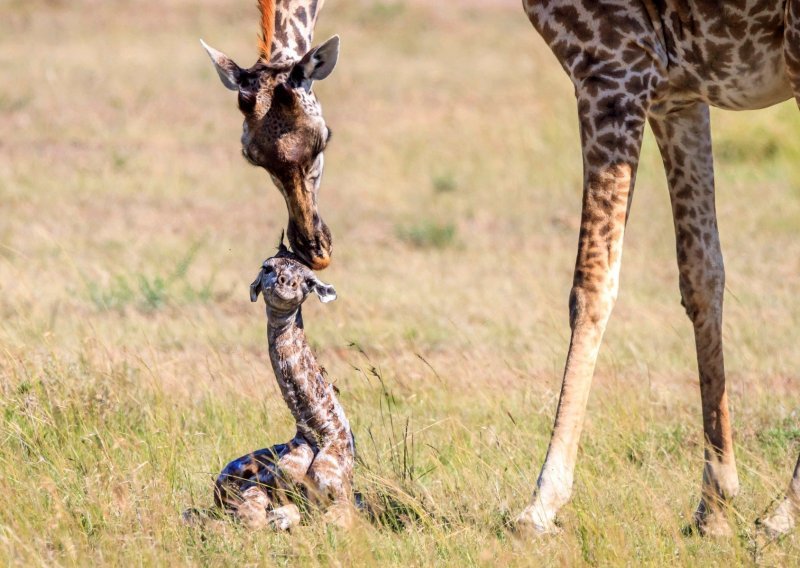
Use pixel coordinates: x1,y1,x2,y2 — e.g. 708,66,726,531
250,267,265,302
200,39,242,91
290,35,340,90
307,276,337,304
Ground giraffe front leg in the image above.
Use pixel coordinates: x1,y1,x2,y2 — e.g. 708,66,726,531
516,85,652,534
265,503,303,531
306,447,356,529
650,103,738,537
272,435,316,504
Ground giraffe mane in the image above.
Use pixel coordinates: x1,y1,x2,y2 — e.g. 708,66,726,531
257,0,276,61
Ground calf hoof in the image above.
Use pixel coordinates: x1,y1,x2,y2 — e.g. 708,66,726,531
267,504,302,531
236,501,269,530
234,487,270,530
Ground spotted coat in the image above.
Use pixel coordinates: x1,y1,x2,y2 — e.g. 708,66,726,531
516,0,800,538
215,246,355,530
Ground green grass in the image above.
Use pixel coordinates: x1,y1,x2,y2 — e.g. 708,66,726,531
396,220,458,249
1,0,799,565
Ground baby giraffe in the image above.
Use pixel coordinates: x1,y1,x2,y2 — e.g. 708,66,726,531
214,243,355,530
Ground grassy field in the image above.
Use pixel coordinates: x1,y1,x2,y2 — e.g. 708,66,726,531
2,0,800,565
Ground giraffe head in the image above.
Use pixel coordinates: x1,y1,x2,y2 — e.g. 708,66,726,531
201,0,339,270
250,241,337,313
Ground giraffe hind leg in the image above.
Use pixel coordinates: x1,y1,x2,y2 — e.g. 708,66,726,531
235,485,272,529
214,437,315,530
266,503,303,531
271,435,315,506
757,5,800,536
214,442,290,510
650,103,739,537
758,455,800,538
756,1,800,538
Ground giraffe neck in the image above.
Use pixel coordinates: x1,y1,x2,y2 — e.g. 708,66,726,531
266,306,351,450
268,0,325,67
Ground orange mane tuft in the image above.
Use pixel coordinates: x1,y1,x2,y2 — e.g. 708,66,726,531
257,0,276,60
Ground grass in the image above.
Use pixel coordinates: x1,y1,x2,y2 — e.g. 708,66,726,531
1,0,800,565
396,220,458,249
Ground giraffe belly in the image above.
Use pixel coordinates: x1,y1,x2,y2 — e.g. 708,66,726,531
659,0,794,110
667,60,793,111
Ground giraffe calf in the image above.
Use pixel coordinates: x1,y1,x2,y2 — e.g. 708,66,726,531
213,243,355,531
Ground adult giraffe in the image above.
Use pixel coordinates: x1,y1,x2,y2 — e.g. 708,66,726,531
202,0,339,270
516,0,800,537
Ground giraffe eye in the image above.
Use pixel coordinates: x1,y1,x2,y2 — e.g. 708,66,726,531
238,89,256,113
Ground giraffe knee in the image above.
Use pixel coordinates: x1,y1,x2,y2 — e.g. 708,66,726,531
678,266,724,324
568,284,617,331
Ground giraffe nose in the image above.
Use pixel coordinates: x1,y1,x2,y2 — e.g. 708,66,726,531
277,274,299,289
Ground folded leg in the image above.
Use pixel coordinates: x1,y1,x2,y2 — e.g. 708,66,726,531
306,445,355,529
214,434,314,529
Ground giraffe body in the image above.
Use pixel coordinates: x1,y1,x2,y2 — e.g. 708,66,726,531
650,1,792,110
214,246,355,530
518,0,800,537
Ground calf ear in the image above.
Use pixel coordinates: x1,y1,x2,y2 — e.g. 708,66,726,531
307,276,337,303
250,268,265,302
290,35,340,90
200,39,242,91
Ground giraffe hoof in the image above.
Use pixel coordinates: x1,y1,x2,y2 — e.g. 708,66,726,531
694,501,733,538
236,501,269,530
266,504,302,531
513,507,561,536
757,498,797,540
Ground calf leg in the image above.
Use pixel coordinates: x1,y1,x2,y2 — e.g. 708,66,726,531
306,446,356,529
215,435,314,530
272,435,315,504
236,486,272,530
265,503,303,531
650,103,738,537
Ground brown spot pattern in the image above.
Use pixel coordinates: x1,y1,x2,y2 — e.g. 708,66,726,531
215,250,354,529
517,0,799,537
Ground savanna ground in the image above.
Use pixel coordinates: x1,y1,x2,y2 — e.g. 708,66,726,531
2,0,800,565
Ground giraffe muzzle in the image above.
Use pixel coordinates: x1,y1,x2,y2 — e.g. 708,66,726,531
287,218,332,271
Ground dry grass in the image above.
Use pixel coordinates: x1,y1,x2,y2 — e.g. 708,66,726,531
1,0,799,565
